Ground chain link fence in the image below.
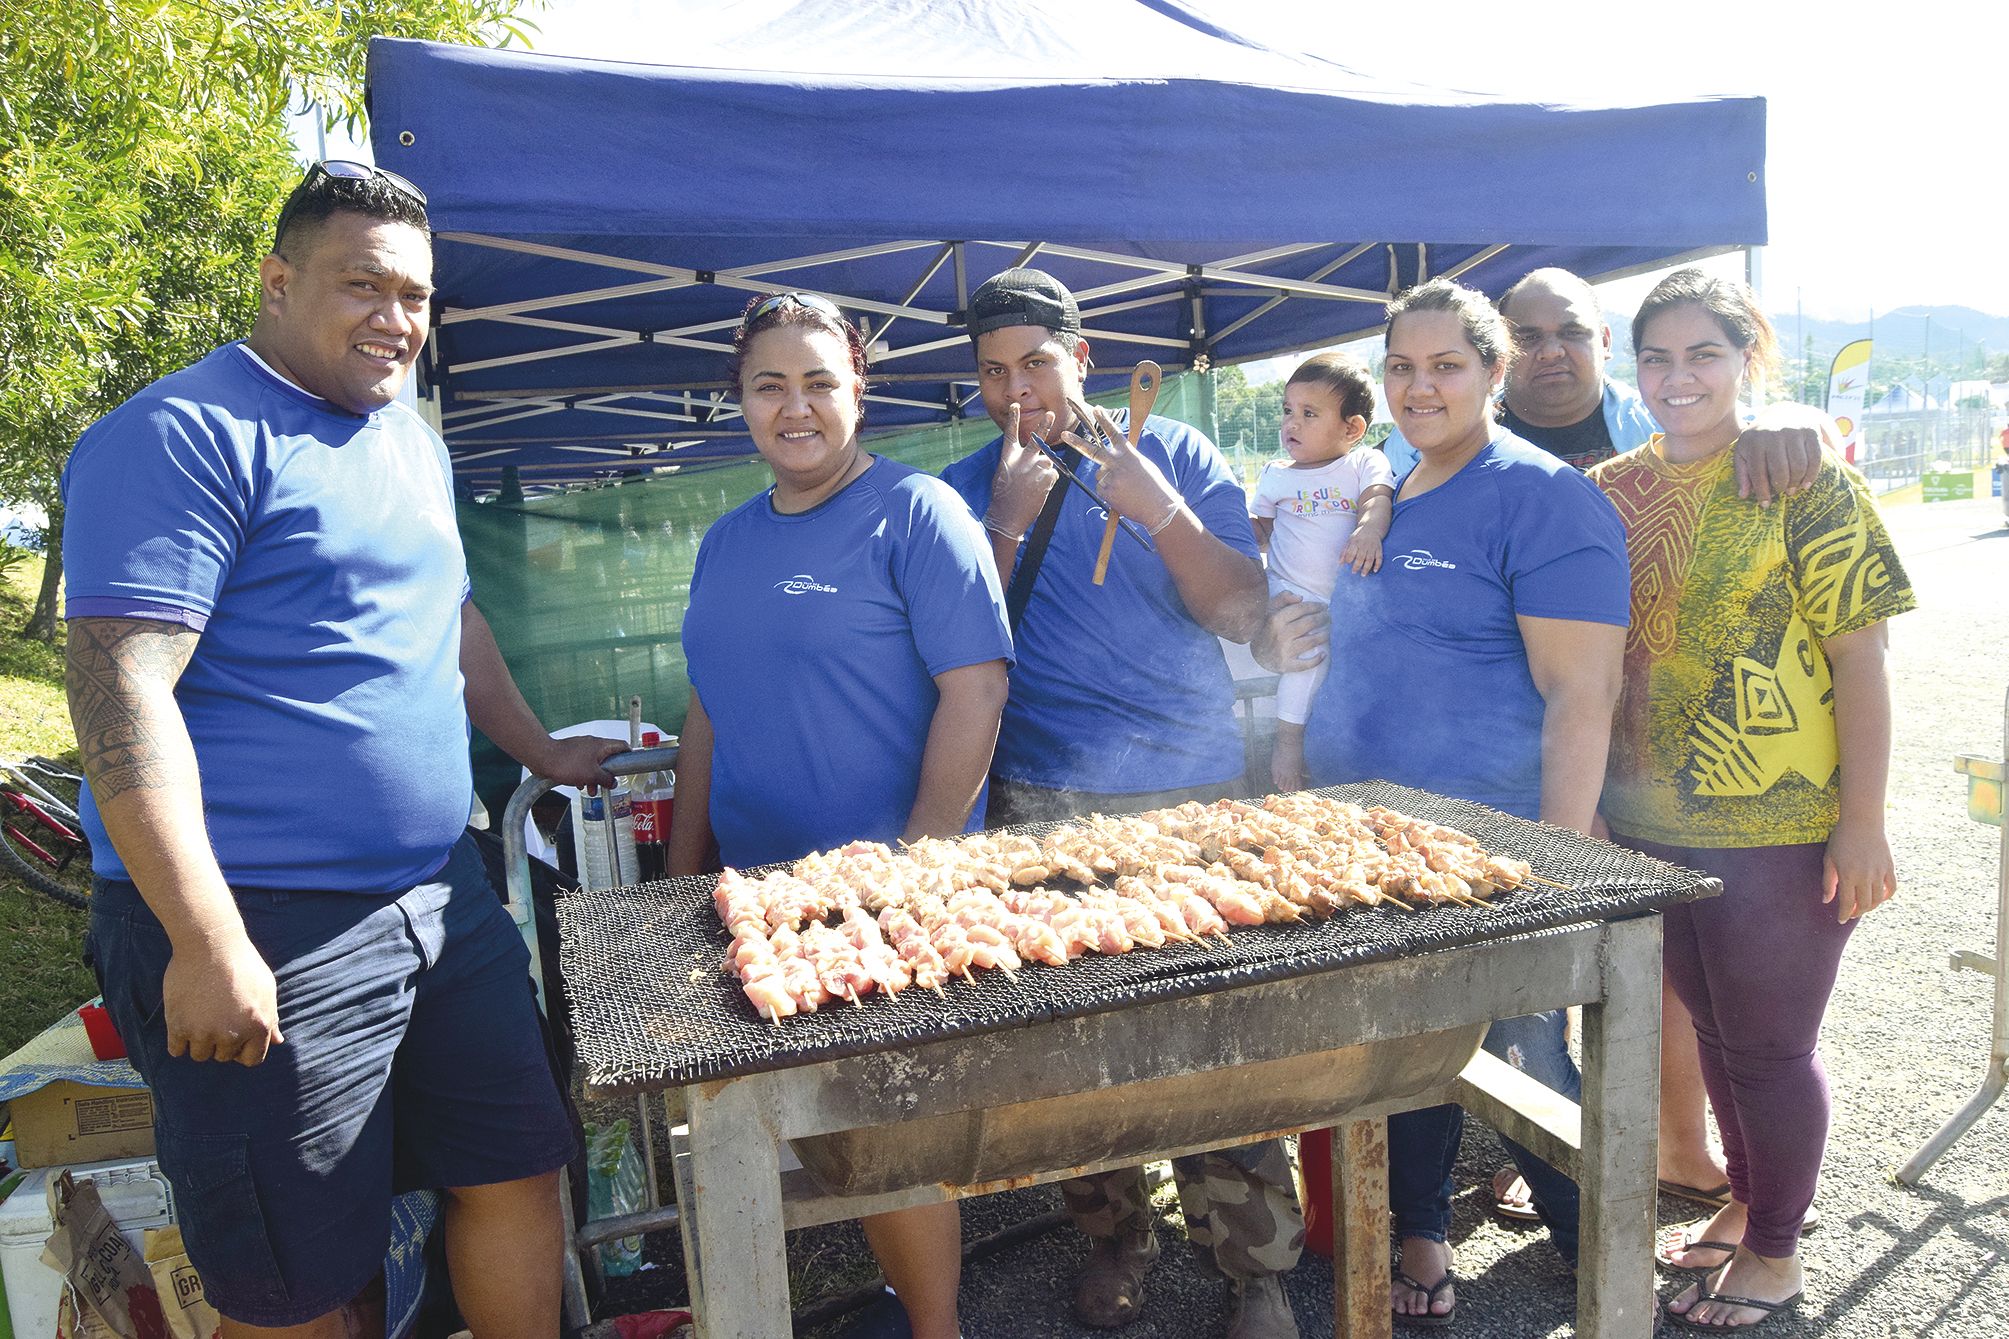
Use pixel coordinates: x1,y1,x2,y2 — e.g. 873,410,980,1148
1858,407,1998,493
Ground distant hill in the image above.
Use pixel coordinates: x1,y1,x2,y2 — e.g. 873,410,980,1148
1605,304,2007,385
1770,305,2009,366
1243,304,2009,390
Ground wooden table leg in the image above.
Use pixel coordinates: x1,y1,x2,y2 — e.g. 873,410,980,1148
1333,1116,1391,1339
682,1077,791,1338
1576,917,1663,1338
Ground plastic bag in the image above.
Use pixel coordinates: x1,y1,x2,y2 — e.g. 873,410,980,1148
583,1120,646,1276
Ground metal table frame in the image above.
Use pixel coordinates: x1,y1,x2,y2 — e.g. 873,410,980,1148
1898,684,2008,1185
659,912,1664,1339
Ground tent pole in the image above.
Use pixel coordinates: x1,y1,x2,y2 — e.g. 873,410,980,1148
1745,246,1770,403
1190,288,1221,448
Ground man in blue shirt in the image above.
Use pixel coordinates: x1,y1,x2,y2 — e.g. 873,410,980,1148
943,270,1267,812
63,163,620,1337
940,270,1296,1339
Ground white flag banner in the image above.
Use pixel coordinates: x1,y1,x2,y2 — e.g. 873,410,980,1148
1825,339,1872,464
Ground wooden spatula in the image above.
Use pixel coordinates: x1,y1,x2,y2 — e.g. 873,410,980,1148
1093,360,1162,585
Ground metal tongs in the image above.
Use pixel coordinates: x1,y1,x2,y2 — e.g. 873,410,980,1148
1028,406,1153,551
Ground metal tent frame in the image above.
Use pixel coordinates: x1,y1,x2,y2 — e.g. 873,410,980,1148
366,2,1767,488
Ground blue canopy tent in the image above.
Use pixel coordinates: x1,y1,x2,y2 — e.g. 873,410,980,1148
365,0,1766,489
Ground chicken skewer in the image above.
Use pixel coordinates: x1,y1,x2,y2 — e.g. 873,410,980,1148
717,794,1569,1021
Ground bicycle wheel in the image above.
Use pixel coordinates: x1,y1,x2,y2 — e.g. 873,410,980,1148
1,814,90,909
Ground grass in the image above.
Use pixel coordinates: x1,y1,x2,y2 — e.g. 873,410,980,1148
0,553,95,1058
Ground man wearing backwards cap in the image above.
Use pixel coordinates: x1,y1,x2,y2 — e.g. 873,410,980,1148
940,269,1297,1338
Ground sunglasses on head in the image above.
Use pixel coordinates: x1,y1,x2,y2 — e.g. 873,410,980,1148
272,160,429,254
746,292,846,325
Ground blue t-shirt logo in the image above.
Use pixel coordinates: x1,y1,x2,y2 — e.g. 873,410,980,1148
1393,548,1459,571
773,573,840,595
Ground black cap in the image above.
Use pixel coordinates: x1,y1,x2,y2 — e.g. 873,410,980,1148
966,268,1080,340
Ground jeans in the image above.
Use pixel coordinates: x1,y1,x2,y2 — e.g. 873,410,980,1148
1388,1010,1582,1264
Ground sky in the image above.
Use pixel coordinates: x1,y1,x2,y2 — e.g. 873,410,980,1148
321,0,2002,321
1206,0,2001,323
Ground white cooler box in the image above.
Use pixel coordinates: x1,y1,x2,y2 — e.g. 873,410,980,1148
0,1155,175,1339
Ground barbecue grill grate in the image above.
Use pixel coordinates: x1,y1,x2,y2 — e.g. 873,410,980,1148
557,782,1717,1093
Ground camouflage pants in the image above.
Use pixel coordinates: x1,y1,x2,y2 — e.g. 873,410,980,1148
997,779,1299,1277
1061,1139,1304,1281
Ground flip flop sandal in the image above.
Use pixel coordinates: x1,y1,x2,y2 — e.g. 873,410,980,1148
1654,1234,1739,1273
1392,1270,1457,1328
1667,1288,1804,1331
1656,1179,1823,1233
1657,1178,1733,1208
1489,1168,1542,1225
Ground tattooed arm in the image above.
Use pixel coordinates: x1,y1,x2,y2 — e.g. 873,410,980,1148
65,618,282,1066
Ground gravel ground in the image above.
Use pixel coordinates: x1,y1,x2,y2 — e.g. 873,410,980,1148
596,492,2009,1338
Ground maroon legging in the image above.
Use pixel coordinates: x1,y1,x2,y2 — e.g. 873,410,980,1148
1617,836,1856,1258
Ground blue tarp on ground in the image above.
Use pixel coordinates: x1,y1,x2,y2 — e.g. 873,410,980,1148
366,0,1765,486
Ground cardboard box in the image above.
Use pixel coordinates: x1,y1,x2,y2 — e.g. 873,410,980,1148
4,1083,154,1168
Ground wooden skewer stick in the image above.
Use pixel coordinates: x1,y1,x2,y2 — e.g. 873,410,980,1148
1093,361,1160,585
1523,873,1572,890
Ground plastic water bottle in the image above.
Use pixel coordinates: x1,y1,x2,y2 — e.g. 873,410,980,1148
630,730,675,883
574,785,640,890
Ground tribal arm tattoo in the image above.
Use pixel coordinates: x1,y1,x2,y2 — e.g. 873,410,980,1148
65,617,201,807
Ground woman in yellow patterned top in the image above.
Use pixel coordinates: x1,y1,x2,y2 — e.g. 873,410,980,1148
1588,269,1915,1331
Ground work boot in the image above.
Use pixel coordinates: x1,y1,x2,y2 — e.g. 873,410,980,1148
1226,1274,1299,1339
1072,1229,1161,1328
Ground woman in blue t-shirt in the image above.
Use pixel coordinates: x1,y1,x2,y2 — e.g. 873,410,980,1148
1266,279,1630,1325
667,293,1012,1339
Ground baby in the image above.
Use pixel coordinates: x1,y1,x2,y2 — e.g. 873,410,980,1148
1249,352,1394,792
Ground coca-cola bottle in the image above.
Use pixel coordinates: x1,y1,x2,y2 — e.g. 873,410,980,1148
630,730,676,882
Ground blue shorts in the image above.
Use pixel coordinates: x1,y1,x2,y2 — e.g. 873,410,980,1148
87,834,578,1327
